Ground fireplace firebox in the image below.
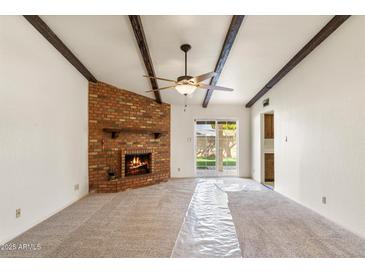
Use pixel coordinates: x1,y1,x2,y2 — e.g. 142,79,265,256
125,153,152,176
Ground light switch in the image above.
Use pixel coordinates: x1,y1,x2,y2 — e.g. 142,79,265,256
16,208,21,218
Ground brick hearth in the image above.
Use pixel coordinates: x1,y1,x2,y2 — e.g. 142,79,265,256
88,81,170,192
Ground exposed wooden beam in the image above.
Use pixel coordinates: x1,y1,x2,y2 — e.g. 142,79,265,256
245,15,351,108
202,15,245,108
23,15,97,82
128,15,162,104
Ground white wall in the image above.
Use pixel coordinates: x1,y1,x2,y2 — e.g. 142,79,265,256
0,16,89,244
250,16,365,237
171,104,250,178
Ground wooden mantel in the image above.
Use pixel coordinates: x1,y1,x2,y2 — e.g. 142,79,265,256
103,127,165,139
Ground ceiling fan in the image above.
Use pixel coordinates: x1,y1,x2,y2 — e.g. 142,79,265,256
144,44,233,96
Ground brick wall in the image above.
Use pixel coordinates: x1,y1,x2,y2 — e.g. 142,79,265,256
89,81,170,192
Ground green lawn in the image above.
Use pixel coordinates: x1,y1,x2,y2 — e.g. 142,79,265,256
196,157,236,167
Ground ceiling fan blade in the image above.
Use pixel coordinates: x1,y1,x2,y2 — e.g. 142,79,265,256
145,85,176,93
197,83,233,91
143,75,177,83
191,72,217,83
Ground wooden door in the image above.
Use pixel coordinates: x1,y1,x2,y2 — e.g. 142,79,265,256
264,114,274,139
265,153,274,182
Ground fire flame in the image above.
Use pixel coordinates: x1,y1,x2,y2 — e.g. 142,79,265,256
132,156,141,166
126,155,149,175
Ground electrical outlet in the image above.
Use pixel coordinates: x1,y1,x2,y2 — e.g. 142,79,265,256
322,196,327,204
74,184,79,191
16,208,21,218
178,168,181,172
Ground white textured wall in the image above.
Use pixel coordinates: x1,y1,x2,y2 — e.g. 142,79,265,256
0,16,89,244
250,16,365,237
171,104,250,178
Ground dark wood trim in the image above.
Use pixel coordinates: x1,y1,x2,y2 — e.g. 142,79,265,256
103,127,166,139
202,15,245,108
23,15,97,82
245,15,351,108
128,15,162,104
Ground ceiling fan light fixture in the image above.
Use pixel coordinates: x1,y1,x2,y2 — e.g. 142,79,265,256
175,84,197,95
143,44,232,96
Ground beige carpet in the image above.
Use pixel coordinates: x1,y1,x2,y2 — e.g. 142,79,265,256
0,178,197,257
1,177,365,258
227,178,365,257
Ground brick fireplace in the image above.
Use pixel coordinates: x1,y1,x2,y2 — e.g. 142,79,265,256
88,81,170,193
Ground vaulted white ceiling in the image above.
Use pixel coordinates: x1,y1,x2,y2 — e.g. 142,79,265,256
41,15,331,106
142,15,232,105
41,15,154,99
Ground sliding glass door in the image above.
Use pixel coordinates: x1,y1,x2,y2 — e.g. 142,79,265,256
217,121,238,176
195,120,238,176
195,121,216,174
